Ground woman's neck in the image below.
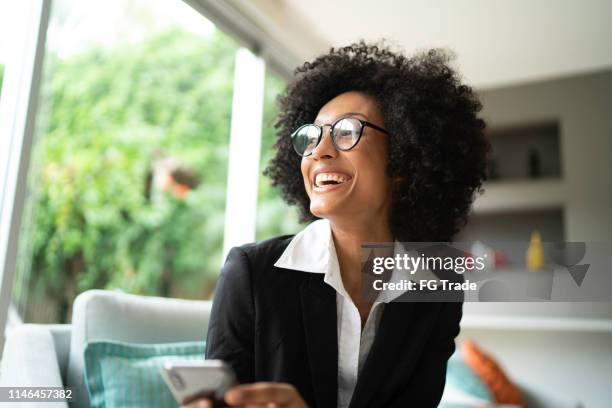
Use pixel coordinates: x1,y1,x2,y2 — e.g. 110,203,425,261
330,217,393,302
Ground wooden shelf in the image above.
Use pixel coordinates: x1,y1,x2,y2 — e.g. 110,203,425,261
472,179,566,214
461,315,612,333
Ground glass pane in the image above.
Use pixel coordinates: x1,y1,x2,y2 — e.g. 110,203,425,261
0,1,10,102
256,71,302,240
11,0,239,323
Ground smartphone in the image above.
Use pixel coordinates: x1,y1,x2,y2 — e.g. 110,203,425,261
160,359,238,406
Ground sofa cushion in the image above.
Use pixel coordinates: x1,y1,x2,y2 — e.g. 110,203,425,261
0,325,65,388
444,351,493,404
462,339,525,407
67,290,212,408
84,340,205,408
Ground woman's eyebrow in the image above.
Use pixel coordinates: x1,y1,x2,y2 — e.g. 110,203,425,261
314,112,369,125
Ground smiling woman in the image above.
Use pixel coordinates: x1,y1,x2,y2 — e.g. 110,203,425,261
300,92,393,235
268,42,489,243
191,41,489,408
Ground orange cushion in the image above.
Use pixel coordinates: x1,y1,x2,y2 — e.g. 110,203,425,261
462,340,525,407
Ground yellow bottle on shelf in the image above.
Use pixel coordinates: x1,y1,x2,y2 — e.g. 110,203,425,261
526,230,545,271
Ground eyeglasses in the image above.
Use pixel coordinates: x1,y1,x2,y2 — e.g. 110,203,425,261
290,116,388,157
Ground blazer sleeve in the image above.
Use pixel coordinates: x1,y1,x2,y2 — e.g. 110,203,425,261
400,302,462,407
205,247,255,384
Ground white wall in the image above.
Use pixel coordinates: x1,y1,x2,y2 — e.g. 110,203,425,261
280,0,612,89
460,70,612,408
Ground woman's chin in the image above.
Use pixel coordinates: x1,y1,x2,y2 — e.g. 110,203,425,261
309,201,348,220
309,206,327,219
309,203,335,219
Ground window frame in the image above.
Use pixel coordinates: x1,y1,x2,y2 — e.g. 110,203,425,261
0,0,52,354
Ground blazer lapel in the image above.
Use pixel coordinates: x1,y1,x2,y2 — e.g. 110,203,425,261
349,301,442,408
300,273,338,408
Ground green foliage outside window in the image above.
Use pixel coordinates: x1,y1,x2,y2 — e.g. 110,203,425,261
13,27,300,323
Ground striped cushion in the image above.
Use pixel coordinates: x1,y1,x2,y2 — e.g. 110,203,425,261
84,340,205,408
445,352,493,403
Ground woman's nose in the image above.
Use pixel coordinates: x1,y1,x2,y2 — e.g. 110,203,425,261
310,125,338,160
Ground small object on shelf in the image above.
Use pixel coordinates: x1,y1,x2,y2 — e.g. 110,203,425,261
494,250,507,268
471,241,495,271
528,148,541,178
526,230,544,271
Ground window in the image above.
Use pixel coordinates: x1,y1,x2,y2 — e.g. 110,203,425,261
256,70,302,240
10,0,244,323
0,0,14,113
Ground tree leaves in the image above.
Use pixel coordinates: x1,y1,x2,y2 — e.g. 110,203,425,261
14,25,301,323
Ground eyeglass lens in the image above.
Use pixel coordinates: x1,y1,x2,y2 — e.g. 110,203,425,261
291,117,362,156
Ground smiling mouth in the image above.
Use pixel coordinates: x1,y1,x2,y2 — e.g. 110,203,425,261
313,172,352,189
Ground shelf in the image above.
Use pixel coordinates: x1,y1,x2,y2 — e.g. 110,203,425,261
486,121,561,180
472,179,566,214
460,315,612,333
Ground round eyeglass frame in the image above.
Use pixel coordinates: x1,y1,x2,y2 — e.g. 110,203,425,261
290,116,389,157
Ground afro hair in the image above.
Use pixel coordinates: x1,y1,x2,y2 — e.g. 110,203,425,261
264,41,489,241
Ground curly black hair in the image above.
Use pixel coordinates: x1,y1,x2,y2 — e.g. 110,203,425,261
264,41,489,242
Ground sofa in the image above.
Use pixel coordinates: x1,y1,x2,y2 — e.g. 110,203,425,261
1,289,587,408
0,290,212,408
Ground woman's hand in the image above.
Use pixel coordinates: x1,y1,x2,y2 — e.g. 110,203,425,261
181,382,308,408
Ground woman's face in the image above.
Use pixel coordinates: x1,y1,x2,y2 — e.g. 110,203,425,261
300,91,392,223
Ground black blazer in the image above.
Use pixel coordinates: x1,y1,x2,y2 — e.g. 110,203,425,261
205,235,462,408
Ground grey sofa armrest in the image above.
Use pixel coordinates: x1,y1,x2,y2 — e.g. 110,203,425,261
0,324,69,408
47,325,72,385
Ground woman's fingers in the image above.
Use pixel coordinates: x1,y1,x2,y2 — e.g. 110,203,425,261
225,382,291,405
180,382,307,408
225,382,306,407
181,399,213,408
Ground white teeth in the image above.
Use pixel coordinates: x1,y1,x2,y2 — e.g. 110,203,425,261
315,172,350,187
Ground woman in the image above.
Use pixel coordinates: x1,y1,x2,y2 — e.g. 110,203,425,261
185,41,488,408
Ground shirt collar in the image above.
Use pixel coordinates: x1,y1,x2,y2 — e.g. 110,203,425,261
276,219,410,303
274,218,350,298
274,218,335,274
275,220,439,303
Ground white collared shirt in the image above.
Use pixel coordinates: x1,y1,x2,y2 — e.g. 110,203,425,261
274,219,385,408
